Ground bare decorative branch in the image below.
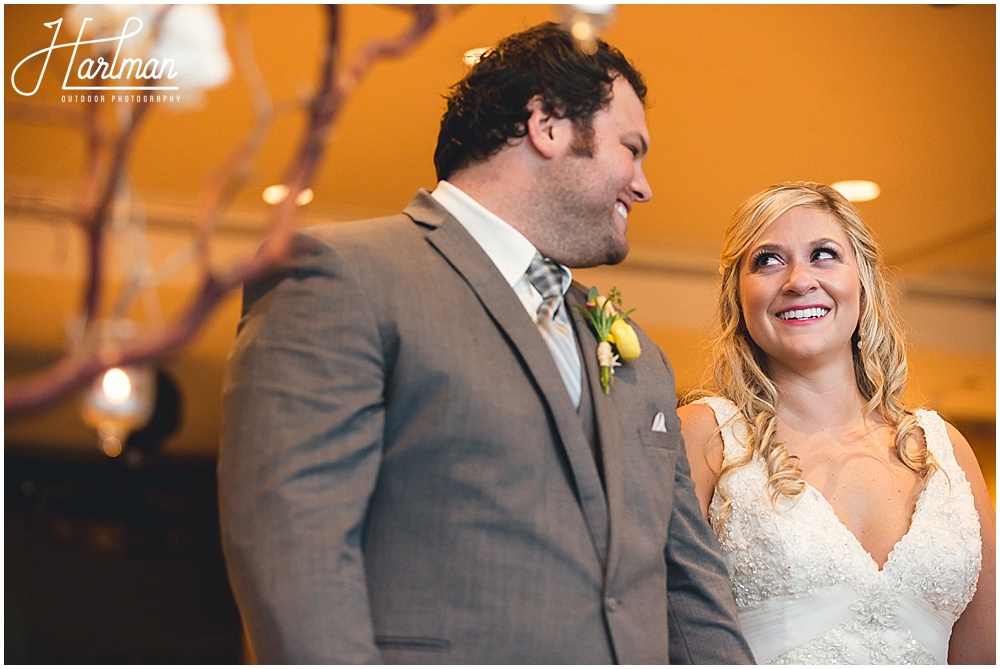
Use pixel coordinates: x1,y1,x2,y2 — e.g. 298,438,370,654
5,5,455,416
79,100,152,323
195,5,276,264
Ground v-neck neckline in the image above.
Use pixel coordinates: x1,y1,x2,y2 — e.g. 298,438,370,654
801,469,935,573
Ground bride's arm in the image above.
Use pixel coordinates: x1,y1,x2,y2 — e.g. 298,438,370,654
945,422,995,665
677,402,725,521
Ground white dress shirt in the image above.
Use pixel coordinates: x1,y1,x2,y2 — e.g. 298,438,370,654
430,180,573,317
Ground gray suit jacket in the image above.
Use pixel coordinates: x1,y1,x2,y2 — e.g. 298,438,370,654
218,190,753,664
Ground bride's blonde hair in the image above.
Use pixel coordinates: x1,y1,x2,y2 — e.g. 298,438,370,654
693,182,931,511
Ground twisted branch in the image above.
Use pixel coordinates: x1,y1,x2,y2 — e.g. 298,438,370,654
6,5,453,415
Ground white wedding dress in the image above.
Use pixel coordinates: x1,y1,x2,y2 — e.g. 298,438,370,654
696,397,982,664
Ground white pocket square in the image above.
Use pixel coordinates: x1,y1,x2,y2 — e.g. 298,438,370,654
651,411,667,433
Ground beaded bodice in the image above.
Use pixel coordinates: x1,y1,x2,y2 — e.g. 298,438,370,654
697,397,982,664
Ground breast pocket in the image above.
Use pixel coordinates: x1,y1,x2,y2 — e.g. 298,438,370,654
639,428,682,452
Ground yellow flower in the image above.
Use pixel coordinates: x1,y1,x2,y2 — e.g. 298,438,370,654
610,320,641,361
590,295,617,318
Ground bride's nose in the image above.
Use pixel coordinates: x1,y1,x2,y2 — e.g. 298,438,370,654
782,261,818,294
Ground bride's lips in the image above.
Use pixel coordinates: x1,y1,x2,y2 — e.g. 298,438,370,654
774,304,831,323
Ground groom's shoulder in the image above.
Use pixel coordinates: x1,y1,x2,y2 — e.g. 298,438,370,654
295,189,449,254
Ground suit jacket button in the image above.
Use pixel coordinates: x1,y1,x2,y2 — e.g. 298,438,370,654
605,596,620,611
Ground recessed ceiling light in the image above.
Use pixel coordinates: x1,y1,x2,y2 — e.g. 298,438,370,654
831,180,880,202
262,184,314,206
295,188,314,206
462,47,490,67
262,184,288,205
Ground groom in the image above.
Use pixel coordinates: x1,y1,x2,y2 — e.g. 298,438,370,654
218,22,752,664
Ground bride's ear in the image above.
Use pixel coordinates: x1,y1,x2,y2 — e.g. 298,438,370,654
525,95,571,159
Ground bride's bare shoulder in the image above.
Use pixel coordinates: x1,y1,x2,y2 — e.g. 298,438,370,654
677,401,726,517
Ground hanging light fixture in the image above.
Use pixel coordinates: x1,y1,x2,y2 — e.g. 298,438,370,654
559,4,616,54
79,321,157,457
82,364,156,458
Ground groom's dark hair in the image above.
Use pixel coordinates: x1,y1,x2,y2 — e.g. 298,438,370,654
433,21,646,181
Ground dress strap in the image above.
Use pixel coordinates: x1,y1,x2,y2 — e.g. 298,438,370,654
914,408,960,472
692,396,750,464
915,408,980,507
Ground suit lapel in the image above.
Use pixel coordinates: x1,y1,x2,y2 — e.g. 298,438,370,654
407,193,610,565
566,286,626,577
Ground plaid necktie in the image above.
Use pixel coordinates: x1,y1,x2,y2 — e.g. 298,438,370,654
525,252,582,408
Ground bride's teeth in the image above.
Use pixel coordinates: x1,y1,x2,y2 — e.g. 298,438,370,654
778,307,829,320
615,202,628,219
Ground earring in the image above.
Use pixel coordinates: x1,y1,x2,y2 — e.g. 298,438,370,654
856,339,863,350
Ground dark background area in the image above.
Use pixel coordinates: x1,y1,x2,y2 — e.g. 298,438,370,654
5,446,244,663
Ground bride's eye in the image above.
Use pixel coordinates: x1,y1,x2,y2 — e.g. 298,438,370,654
751,250,781,269
812,246,840,262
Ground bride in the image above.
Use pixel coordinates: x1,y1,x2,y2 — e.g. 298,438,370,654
678,182,995,664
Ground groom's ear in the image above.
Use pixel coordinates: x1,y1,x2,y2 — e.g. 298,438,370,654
525,95,572,159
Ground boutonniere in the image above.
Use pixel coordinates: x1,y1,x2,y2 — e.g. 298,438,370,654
574,286,641,394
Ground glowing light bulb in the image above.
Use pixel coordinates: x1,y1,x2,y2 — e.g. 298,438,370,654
102,367,132,404
82,362,155,457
